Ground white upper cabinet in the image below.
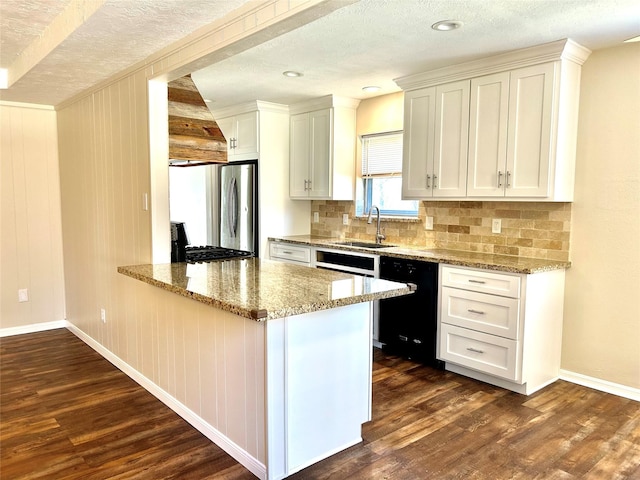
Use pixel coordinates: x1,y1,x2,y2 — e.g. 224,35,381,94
402,87,436,198
290,108,332,198
434,80,470,197
402,81,469,199
397,39,591,202
468,64,555,197
289,95,359,200
212,106,259,161
505,63,555,197
467,72,510,197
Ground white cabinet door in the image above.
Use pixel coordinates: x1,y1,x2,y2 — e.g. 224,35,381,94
402,87,436,199
467,72,510,197
289,96,357,200
233,111,259,157
217,111,259,161
506,63,554,197
433,80,469,197
215,116,234,156
439,323,520,382
309,108,332,198
289,112,310,198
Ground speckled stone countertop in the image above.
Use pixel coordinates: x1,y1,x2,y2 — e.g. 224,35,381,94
269,235,571,274
117,259,414,321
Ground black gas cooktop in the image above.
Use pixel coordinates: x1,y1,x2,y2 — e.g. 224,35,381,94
184,246,254,263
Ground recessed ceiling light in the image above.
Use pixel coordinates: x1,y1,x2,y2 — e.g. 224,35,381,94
431,20,463,31
204,98,214,103
283,71,303,77
362,86,381,93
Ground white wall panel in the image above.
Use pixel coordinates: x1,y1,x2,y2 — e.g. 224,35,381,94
0,103,65,330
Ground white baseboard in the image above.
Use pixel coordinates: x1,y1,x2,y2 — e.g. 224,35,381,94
560,369,640,402
0,320,68,337
65,324,267,480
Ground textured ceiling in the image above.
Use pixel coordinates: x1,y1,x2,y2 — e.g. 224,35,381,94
0,0,639,107
0,0,252,105
193,0,640,110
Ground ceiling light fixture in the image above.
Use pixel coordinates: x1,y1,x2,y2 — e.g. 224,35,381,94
283,70,303,77
362,86,381,93
624,35,640,43
431,20,463,31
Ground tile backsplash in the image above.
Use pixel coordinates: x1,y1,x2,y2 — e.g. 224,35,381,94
310,200,571,261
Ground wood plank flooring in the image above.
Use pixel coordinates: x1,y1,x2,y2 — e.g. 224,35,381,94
2,329,639,479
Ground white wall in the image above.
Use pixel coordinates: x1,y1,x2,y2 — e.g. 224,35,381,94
562,42,640,388
0,103,65,331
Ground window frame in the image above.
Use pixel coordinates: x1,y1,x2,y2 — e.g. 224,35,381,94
360,131,418,217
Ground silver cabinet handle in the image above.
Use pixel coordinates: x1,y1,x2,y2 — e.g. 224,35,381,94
467,347,484,354
498,170,503,188
468,279,486,284
433,174,438,188
467,309,485,315
282,250,293,255
426,174,431,188
399,335,408,342
506,170,511,188
304,179,309,191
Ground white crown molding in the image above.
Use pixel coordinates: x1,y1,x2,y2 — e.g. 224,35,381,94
288,94,361,115
211,99,289,118
395,38,592,91
0,101,56,110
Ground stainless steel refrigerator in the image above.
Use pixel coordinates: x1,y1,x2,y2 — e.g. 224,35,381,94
218,160,258,256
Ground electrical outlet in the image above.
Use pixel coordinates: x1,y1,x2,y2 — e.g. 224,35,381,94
100,308,106,324
313,212,319,223
342,213,349,225
18,289,29,302
492,218,502,234
425,216,434,230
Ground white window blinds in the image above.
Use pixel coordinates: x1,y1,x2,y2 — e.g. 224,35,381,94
361,132,403,177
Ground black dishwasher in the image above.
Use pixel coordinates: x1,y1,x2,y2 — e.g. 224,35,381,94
379,256,443,368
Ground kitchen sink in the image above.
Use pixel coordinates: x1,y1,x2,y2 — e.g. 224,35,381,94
335,241,396,249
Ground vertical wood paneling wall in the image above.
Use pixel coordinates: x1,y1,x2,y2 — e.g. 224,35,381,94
0,104,65,330
57,72,268,465
53,2,343,471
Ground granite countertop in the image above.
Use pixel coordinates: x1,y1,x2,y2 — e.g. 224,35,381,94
269,235,571,274
117,258,414,321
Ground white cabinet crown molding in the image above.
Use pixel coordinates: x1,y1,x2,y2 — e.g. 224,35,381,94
394,38,591,92
289,94,361,115
211,100,289,119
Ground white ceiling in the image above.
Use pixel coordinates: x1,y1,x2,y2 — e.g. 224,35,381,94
1,0,639,108
0,0,251,105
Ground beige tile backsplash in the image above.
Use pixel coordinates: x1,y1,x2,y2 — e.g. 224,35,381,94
310,200,571,261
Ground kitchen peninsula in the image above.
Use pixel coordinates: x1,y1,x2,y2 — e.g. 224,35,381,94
117,258,413,480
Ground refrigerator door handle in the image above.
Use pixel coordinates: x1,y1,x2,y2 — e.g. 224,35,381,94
227,177,239,237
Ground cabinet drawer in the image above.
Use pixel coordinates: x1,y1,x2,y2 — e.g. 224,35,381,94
269,243,311,264
441,286,520,339
439,324,520,382
441,266,521,298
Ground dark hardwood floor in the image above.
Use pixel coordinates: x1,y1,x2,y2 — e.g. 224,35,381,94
1,329,638,479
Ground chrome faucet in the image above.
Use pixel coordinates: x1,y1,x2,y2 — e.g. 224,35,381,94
367,205,386,244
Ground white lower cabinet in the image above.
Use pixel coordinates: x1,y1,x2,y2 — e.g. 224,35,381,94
440,323,519,381
437,264,566,395
269,241,312,266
